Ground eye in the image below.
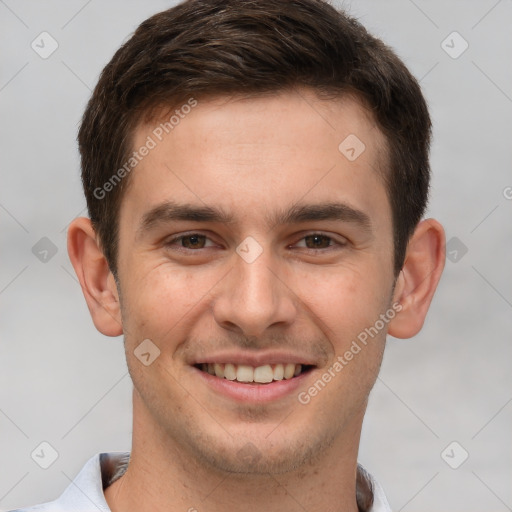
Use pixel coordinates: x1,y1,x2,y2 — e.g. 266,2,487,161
164,232,346,254
292,233,346,251
165,233,217,250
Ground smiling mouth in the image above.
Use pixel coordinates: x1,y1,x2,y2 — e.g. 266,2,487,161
195,363,314,384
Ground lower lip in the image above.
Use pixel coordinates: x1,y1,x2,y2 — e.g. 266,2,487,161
193,367,312,403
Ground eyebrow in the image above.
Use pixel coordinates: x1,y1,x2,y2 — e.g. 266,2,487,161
137,199,372,237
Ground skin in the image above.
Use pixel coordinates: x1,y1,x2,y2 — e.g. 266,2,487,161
68,88,445,512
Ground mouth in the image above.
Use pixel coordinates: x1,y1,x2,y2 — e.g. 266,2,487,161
194,362,315,384
192,360,316,403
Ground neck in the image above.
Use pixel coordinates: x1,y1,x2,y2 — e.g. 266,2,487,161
105,392,366,512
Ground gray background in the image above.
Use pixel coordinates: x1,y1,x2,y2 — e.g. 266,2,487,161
1,0,511,510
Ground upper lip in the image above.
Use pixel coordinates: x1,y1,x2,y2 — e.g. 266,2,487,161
190,350,318,367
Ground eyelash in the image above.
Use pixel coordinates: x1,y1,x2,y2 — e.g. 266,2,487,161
165,232,347,253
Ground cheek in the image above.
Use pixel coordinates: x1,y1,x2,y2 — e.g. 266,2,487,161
298,263,392,389
119,262,216,342
311,272,389,402
305,265,391,328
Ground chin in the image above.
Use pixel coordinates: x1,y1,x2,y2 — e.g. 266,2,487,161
186,428,337,476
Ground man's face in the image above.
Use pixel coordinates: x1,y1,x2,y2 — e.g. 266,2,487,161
115,89,397,473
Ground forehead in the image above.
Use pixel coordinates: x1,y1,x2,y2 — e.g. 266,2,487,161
121,89,390,233
140,89,387,167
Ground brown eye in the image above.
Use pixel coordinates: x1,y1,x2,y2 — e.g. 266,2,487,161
303,234,332,249
180,234,207,249
292,232,347,252
166,233,214,250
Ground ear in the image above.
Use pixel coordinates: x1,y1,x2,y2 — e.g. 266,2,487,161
387,218,445,339
67,217,123,337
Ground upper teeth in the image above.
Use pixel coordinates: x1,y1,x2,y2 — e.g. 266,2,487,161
201,363,302,383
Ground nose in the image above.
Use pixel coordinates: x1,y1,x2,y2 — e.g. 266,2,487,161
212,244,297,338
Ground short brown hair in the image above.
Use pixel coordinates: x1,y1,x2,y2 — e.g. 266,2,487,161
78,0,431,277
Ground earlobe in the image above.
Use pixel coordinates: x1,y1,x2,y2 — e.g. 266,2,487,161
67,217,123,337
388,219,445,339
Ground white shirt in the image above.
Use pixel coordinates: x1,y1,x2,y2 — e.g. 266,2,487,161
11,452,391,511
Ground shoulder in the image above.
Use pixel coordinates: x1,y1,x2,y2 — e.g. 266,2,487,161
7,453,121,512
8,500,64,512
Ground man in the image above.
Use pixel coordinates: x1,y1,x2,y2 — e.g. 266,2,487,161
14,0,445,510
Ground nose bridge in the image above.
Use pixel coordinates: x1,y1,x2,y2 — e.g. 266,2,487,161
212,240,296,337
